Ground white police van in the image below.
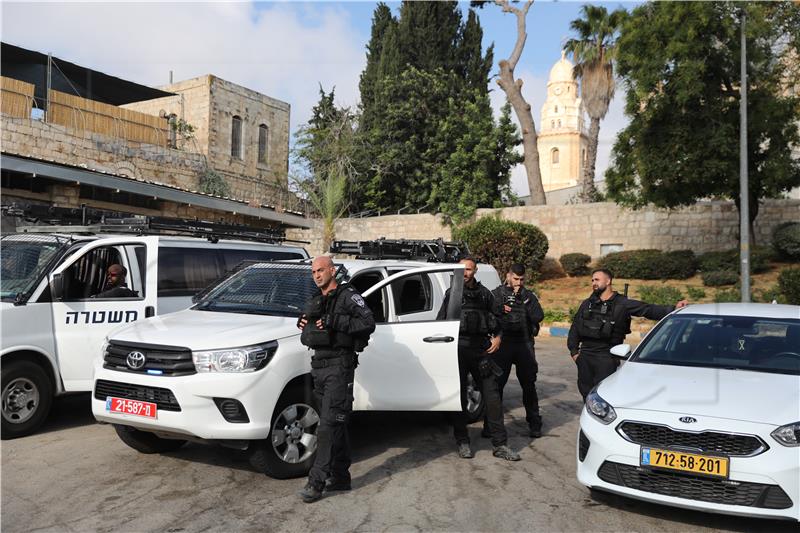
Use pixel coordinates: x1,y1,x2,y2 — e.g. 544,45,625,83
1,219,308,438
92,240,501,479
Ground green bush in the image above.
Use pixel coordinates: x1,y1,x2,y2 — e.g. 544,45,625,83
697,247,770,274
685,286,706,300
778,267,800,305
543,308,571,323
772,222,800,260
559,253,592,276
595,249,696,280
539,256,567,280
753,285,786,304
702,270,739,287
713,288,741,303
637,285,684,306
453,215,549,277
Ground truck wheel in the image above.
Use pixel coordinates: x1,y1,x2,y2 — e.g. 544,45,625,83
464,372,486,424
1,360,53,439
113,424,187,453
248,388,319,479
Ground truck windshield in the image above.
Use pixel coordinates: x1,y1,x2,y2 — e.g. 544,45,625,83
194,263,319,317
1,236,67,302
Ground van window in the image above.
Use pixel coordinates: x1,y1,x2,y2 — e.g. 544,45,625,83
350,271,386,323
158,248,222,297
221,249,305,272
391,273,432,315
62,245,146,300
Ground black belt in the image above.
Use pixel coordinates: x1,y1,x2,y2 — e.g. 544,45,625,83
311,355,352,368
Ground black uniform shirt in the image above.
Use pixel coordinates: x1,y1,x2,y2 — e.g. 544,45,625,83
491,284,544,341
315,283,376,357
567,292,674,357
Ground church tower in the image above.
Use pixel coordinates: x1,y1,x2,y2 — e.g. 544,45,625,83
538,52,588,192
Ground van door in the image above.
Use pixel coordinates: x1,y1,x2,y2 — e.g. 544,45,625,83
49,237,158,391
354,265,463,412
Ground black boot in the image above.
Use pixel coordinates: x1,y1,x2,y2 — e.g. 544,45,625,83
529,416,543,438
299,482,323,503
324,477,352,492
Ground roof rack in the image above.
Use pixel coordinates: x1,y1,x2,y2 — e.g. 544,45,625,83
329,238,469,263
2,203,308,245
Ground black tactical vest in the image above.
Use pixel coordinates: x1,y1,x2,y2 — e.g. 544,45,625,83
577,296,616,340
499,286,527,336
460,283,495,337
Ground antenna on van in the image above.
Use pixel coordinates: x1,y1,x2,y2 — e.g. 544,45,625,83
329,238,469,262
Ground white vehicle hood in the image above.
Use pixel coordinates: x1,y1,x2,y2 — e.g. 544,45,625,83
110,309,300,351
599,361,800,426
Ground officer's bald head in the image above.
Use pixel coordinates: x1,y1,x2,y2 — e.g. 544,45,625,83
311,256,337,292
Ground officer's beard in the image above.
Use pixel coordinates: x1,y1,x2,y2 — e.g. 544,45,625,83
592,286,607,298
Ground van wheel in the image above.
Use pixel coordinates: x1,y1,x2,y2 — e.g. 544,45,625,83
465,372,485,424
249,388,319,479
113,424,187,453
1,360,53,439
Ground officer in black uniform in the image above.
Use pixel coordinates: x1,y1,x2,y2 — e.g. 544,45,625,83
568,268,688,400
437,257,521,461
298,256,375,503
92,264,139,298
487,263,545,438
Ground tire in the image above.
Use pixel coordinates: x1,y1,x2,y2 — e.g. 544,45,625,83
1,360,54,439
113,424,187,453
248,387,320,479
464,372,486,424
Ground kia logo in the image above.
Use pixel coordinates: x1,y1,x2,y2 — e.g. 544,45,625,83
679,416,697,424
126,351,146,370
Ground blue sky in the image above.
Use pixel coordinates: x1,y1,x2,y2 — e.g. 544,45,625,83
1,1,639,196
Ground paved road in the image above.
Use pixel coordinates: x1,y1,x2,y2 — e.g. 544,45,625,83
2,337,795,532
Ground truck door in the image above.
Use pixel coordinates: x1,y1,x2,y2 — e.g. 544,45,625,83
354,265,463,412
49,237,158,391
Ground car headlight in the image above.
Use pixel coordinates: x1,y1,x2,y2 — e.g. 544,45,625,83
771,422,800,447
585,389,617,425
193,342,277,373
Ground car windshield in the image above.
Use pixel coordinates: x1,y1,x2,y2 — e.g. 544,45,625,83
193,263,318,317
1,236,67,301
632,314,800,375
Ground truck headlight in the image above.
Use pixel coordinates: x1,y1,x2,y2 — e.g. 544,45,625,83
586,389,617,425
771,422,800,447
193,341,277,373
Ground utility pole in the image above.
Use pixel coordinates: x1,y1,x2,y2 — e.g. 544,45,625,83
45,53,52,123
739,8,750,302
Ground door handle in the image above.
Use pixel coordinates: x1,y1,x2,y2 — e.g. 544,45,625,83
145,306,155,318
423,336,454,343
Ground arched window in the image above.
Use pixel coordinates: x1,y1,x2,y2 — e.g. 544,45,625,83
551,120,555,129
257,124,269,164
231,115,243,159
554,105,558,113
551,148,560,165
557,119,562,128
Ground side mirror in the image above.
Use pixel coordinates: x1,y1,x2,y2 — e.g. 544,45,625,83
610,343,631,359
50,273,64,301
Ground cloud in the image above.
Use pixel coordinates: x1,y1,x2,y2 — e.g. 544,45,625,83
0,2,367,138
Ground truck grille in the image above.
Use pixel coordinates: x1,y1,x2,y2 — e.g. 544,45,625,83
597,461,792,509
617,422,766,456
104,341,195,376
94,379,181,411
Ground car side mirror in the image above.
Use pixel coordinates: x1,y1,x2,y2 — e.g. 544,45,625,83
50,273,64,301
610,343,631,359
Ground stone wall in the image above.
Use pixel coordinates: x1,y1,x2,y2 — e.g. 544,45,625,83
286,200,800,258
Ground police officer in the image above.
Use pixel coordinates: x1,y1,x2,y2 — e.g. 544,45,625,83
568,268,688,400
92,264,138,298
437,257,521,461
487,264,545,438
297,256,375,503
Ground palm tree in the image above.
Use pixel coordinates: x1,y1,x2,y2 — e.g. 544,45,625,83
564,5,626,202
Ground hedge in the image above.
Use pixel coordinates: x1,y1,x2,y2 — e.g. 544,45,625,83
772,222,800,260
559,253,592,276
595,249,697,280
697,247,770,274
778,267,800,305
453,216,549,277
637,285,684,306
702,270,739,287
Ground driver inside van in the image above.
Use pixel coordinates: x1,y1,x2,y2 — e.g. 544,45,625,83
92,264,139,298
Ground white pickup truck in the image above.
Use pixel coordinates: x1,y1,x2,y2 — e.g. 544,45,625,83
1,232,307,438
92,260,502,478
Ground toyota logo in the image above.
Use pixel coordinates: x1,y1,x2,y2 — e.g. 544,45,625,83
126,351,146,370
679,416,697,424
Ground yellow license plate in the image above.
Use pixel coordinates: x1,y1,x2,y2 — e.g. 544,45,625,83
640,447,729,478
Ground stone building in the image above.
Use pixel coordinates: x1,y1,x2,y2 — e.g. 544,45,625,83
537,52,589,193
0,42,309,231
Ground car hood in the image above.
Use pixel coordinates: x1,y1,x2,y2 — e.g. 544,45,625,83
110,309,300,351
599,361,800,426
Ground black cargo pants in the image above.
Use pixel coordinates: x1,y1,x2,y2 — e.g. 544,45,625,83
492,338,541,428
308,354,355,488
452,343,507,447
575,351,619,400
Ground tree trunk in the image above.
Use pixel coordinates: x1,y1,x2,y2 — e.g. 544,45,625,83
580,116,601,202
495,0,546,206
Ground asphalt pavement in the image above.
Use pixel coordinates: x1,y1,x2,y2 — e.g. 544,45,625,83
2,337,796,532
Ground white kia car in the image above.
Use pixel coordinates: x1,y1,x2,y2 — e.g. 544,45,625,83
577,303,800,521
